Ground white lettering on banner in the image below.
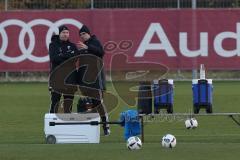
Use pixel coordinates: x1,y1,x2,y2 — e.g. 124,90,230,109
0,19,83,63
214,23,240,57
135,23,176,57
135,22,240,58
180,32,208,57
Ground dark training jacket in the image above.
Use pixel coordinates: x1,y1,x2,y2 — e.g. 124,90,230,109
48,35,78,86
85,35,105,58
48,35,78,72
77,35,106,90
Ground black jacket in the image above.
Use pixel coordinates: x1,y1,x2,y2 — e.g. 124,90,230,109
48,35,78,72
48,35,78,86
77,35,106,90
80,35,105,58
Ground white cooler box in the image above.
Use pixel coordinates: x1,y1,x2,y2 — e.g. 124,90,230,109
44,113,100,144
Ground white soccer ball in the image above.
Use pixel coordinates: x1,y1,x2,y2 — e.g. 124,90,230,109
127,136,142,150
162,134,176,148
185,119,192,129
185,118,198,129
191,118,198,128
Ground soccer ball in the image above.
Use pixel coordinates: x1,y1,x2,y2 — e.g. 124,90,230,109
185,118,198,129
126,136,142,150
190,118,198,129
162,134,176,148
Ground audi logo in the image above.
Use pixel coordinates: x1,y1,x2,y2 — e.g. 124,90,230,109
0,19,83,63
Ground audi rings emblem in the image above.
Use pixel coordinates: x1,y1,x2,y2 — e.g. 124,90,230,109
0,19,83,63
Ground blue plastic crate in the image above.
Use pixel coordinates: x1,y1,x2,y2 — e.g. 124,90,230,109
192,79,213,113
152,79,174,113
192,79,213,105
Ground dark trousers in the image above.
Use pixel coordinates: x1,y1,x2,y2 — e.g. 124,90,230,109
49,91,74,113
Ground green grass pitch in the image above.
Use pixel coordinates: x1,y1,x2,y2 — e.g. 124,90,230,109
0,81,240,160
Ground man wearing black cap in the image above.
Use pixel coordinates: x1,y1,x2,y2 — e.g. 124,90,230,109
48,25,78,113
76,25,110,136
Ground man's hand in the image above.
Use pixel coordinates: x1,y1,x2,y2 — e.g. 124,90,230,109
77,41,88,50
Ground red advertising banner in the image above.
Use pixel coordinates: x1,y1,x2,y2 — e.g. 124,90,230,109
0,9,240,71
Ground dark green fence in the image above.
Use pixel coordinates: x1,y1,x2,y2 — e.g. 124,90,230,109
1,0,240,11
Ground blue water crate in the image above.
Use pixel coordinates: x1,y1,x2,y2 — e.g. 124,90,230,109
152,79,174,114
192,79,213,114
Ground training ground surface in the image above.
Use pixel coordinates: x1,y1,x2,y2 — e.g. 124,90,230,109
0,81,240,160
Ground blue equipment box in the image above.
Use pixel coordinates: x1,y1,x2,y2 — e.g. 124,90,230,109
152,79,174,113
192,79,213,113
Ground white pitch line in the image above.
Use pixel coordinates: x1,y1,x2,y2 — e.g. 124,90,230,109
139,113,240,116
107,134,240,139
144,134,240,137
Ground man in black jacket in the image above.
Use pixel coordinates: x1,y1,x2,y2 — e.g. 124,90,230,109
76,25,110,136
48,25,78,113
